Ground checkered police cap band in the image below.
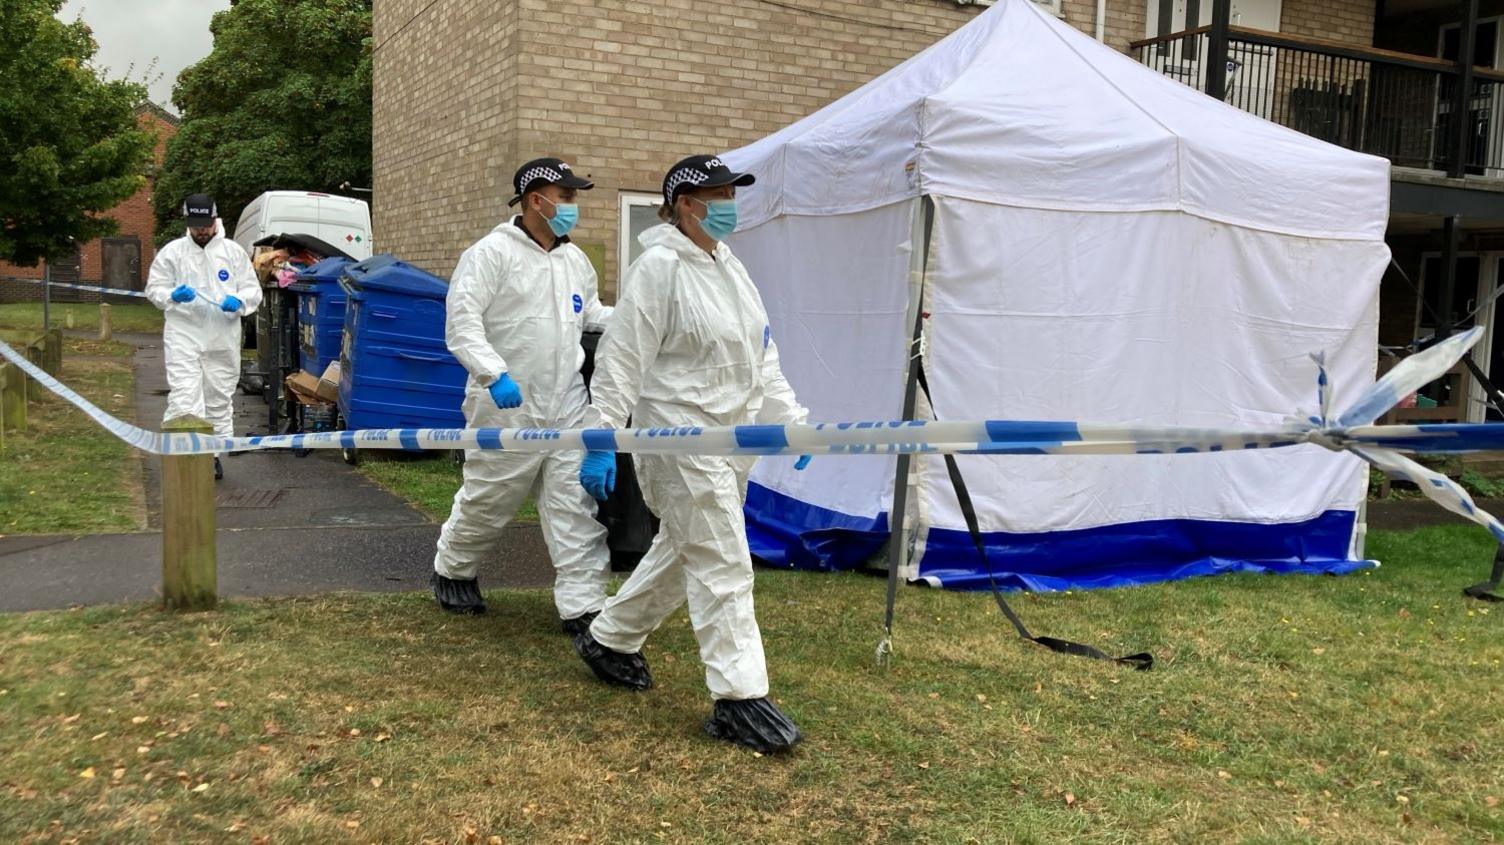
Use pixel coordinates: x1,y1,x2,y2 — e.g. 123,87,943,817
663,166,709,205
515,161,571,196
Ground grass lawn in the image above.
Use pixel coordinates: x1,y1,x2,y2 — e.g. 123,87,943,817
357,452,538,523
0,326,144,534
0,301,164,335
1,525,1500,843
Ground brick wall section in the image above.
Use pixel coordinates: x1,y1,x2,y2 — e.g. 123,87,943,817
0,106,178,302
376,0,990,290
375,0,1391,298
372,0,521,275
1282,0,1374,46
1063,0,1145,54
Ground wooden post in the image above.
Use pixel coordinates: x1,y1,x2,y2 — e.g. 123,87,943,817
161,416,217,611
0,362,26,444
42,329,62,375
98,302,112,342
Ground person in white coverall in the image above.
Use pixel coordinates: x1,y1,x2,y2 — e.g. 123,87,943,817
573,155,811,753
430,157,614,631
144,193,260,481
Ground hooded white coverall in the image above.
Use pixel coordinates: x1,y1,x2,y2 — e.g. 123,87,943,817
144,222,260,439
585,223,808,700
434,217,614,620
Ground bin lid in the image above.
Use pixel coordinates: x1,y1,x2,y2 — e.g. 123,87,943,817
289,256,354,289
343,253,449,299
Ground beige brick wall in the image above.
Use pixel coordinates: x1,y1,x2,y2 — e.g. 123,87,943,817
374,0,1380,297
1282,0,1375,46
372,0,522,273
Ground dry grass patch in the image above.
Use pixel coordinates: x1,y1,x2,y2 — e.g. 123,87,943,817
1,525,1502,843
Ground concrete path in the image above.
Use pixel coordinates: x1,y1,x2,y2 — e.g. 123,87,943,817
0,330,555,612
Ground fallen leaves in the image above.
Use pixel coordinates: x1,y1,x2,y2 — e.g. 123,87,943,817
370,777,384,789
131,716,148,725
1063,792,1077,808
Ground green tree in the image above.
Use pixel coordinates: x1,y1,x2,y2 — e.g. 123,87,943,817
154,0,372,244
0,0,154,267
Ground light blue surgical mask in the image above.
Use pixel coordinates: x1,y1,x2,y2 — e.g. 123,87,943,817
691,197,738,241
539,196,579,237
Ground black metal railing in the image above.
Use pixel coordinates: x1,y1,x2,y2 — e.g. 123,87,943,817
1132,26,1504,178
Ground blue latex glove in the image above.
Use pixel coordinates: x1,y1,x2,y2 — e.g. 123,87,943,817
794,454,812,471
580,450,617,501
170,284,196,303
220,294,242,313
488,372,523,409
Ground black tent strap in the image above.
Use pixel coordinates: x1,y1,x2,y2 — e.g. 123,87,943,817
908,359,1151,670
1384,258,1504,599
938,452,1153,671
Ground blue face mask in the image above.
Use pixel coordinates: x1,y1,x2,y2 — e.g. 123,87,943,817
692,197,738,241
539,197,579,237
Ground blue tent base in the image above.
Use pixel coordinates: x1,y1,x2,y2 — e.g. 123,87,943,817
745,482,887,572
745,482,1370,592
919,553,1375,593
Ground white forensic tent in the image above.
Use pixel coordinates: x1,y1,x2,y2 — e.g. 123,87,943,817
721,0,1392,589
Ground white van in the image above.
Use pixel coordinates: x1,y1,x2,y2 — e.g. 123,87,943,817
232,191,373,260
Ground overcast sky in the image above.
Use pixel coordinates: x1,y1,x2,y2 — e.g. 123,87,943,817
58,0,232,113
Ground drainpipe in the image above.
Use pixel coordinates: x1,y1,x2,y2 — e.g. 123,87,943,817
1096,0,1106,41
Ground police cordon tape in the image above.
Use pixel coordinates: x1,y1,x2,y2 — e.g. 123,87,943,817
4,326,1504,543
5,277,148,298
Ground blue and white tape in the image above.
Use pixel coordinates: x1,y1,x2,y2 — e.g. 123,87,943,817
5,278,148,298
3,326,1503,542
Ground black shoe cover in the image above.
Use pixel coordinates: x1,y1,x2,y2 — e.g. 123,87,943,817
213,457,223,481
572,631,652,690
704,697,802,753
431,573,486,615
560,610,598,636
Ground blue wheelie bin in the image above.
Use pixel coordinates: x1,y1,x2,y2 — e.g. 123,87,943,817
287,256,354,376
337,255,466,463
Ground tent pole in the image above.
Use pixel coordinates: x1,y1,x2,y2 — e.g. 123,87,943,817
880,194,935,663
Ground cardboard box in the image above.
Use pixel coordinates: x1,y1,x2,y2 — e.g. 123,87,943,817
284,370,324,405
317,361,341,403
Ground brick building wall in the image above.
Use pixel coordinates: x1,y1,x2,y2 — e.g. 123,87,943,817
375,0,997,291
1282,0,1375,45
375,0,1392,298
372,0,522,276
0,104,178,303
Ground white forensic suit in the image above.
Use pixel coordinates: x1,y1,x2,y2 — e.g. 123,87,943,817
144,222,260,439
435,217,614,620
586,223,808,700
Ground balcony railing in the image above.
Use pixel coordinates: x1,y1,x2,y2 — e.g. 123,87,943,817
1131,26,1504,178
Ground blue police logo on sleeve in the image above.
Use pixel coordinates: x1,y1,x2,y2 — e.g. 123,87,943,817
763,325,771,349
217,269,230,282
572,294,583,314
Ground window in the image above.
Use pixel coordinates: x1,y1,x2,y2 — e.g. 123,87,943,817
618,192,662,276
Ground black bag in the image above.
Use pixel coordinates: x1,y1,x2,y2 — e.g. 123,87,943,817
581,330,658,571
